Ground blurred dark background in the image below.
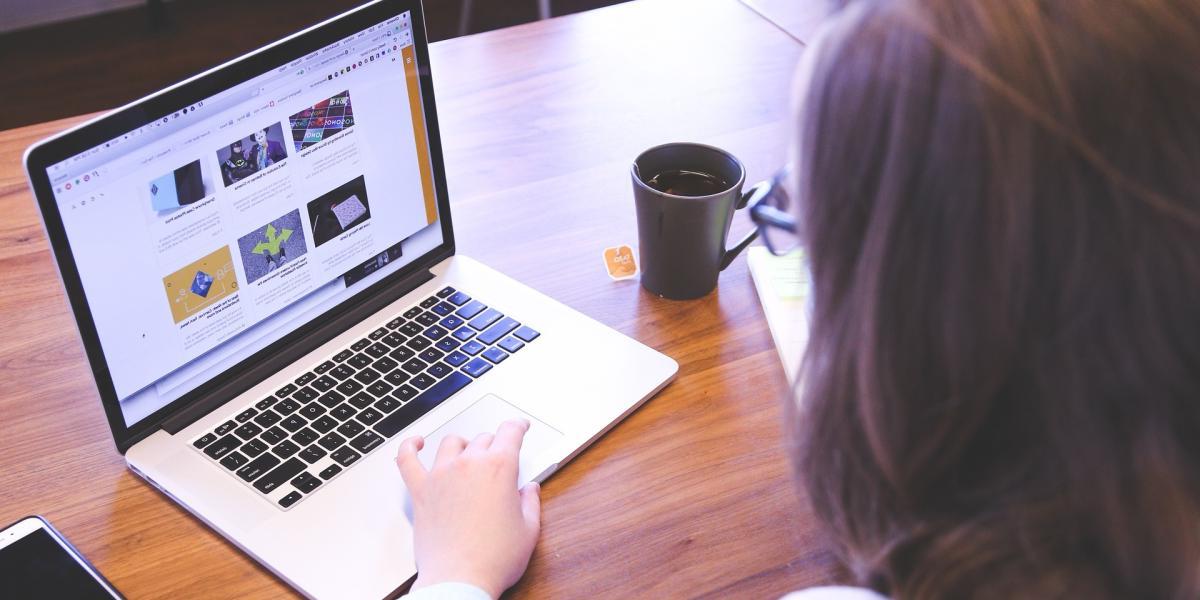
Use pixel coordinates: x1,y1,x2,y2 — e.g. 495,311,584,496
0,0,628,131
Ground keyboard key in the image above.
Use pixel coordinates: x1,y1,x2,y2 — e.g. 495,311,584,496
418,348,444,363
375,372,472,438
420,296,440,308
375,396,400,413
369,327,388,341
356,407,384,426
478,317,520,345
220,451,248,471
444,350,469,366
279,491,303,508
353,367,381,385
275,383,298,398
514,325,539,342
452,326,476,341
331,446,362,467
300,444,326,464
292,387,319,403
386,316,405,329
389,345,415,362
330,404,358,421
337,420,365,438
427,362,452,378
235,408,258,423
318,432,347,451
372,356,399,374
385,369,411,386
311,375,337,392
314,360,336,375
435,338,460,352
404,306,423,319
463,358,493,378
499,336,526,353
406,336,432,351
240,438,268,458
253,458,306,494
312,415,338,433
348,392,375,409
237,454,280,483
203,434,240,459
336,379,364,396
292,427,318,446
431,301,454,316
193,433,216,449
411,374,436,389
235,422,263,440
392,384,418,403
291,472,322,493
462,340,486,356
366,380,394,398
447,291,471,306
295,372,317,386
436,286,456,298
318,390,346,408
281,415,307,432
365,343,390,359
350,430,385,454
402,358,428,374
214,420,237,436
400,322,423,336
299,403,325,420
456,300,486,319
383,332,407,347
319,464,343,480
261,427,287,445
333,349,354,362
468,308,502,330
423,325,449,341
415,312,438,326
272,440,301,459
252,410,282,428
440,315,464,330
351,339,371,352
254,397,277,410
482,347,509,364
347,354,372,369
330,364,356,381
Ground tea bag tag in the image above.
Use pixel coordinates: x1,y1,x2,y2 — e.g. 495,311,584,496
603,245,639,281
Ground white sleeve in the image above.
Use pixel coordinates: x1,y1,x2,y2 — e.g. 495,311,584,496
402,582,493,600
781,586,889,600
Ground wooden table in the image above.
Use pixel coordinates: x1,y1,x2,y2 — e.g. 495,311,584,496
0,0,838,597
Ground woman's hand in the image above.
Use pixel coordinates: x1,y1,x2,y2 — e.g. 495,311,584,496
396,419,541,599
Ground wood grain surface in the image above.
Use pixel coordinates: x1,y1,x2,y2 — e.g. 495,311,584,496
0,0,840,597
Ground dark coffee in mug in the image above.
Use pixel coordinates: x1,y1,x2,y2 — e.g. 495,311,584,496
644,169,730,197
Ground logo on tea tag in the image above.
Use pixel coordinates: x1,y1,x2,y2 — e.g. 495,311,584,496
603,245,639,280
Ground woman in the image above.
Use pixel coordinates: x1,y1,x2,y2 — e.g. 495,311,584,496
397,0,1200,597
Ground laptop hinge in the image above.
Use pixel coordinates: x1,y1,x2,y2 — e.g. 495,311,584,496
161,268,436,434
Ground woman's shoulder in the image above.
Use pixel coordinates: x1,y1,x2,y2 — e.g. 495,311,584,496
781,586,889,600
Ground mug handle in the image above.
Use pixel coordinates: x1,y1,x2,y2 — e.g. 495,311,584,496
718,183,765,271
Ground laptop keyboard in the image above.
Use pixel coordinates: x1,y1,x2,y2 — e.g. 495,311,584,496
190,286,540,510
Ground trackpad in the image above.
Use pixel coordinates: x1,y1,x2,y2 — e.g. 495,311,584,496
418,394,564,485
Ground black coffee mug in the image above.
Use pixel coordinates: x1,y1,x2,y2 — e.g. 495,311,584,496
631,143,759,300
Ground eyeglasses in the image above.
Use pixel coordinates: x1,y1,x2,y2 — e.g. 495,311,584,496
746,167,801,256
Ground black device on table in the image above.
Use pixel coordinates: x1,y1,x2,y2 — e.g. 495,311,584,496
0,515,123,599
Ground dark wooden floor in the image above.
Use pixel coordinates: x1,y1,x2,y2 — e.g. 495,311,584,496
0,0,626,131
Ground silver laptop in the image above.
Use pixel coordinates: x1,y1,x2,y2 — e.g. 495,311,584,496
22,1,677,597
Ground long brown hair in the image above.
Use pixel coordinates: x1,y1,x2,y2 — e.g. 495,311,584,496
792,0,1200,597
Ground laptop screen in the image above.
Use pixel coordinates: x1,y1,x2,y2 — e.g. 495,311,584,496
40,9,443,427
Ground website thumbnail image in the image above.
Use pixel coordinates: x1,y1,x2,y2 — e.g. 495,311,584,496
217,122,289,186
289,90,354,153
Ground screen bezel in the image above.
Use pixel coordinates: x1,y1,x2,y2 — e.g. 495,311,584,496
22,0,456,454
0,515,124,598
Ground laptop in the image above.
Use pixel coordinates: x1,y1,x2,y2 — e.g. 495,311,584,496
21,1,678,597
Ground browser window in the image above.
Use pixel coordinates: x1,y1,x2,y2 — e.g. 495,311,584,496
46,11,443,426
